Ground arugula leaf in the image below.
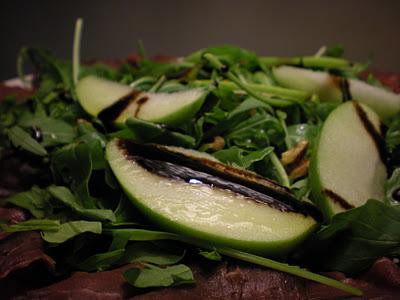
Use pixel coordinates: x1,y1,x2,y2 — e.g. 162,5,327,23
227,97,270,118
295,199,400,274
386,114,400,168
7,126,47,156
48,185,116,222
120,242,185,265
107,228,180,242
77,249,125,272
75,120,107,170
124,264,194,288
324,45,344,58
7,186,52,219
19,116,76,147
42,220,102,243
126,118,196,148
386,168,400,205
199,249,222,261
51,140,99,208
1,219,60,232
187,45,258,68
21,47,74,94
213,146,273,169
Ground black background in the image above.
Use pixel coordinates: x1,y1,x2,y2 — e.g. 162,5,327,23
1,0,400,80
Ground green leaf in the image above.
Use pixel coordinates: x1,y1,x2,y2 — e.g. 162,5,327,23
120,242,185,265
75,120,107,169
7,126,47,156
386,169,400,204
124,264,194,288
187,45,258,68
213,146,273,169
7,186,52,219
386,114,400,168
42,220,102,243
51,140,99,208
48,185,116,222
296,199,400,274
226,113,283,149
215,246,361,296
77,249,125,272
228,97,271,118
19,117,76,147
126,118,196,148
199,249,222,261
1,219,60,232
107,228,180,242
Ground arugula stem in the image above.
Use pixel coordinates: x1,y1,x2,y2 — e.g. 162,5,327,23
269,151,290,187
176,235,362,296
226,72,295,108
216,247,363,297
259,56,351,69
192,80,309,101
148,75,166,92
129,76,157,88
72,18,83,85
276,110,293,150
203,53,226,71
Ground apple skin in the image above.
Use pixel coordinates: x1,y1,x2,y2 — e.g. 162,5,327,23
76,76,134,117
308,134,337,221
115,90,207,127
106,139,318,258
272,66,400,120
77,75,208,128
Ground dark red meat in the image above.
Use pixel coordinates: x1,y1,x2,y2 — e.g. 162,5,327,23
0,231,55,280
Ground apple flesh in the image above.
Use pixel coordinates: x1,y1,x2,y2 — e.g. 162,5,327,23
272,66,400,119
309,101,387,220
76,75,208,127
106,139,318,257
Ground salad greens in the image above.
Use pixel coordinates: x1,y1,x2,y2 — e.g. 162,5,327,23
1,20,400,297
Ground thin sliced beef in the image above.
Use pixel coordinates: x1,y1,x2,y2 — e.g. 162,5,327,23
132,259,400,300
0,231,55,280
132,261,306,300
15,264,141,300
306,258,400,299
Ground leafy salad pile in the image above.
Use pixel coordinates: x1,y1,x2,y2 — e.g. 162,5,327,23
0,21,400,295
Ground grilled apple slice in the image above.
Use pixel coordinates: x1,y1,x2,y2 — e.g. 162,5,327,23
309,101,387,220
272,66,400,119
76,76,207,126
106,139,318,257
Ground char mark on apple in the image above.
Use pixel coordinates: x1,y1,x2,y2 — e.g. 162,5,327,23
133,96,149,117
98,90,141,124
323,189,354,209
117,139,321,219
353,101,386,163
330,75,352,100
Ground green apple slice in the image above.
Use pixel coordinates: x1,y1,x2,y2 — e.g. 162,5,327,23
272,66,342,102
106,139,318,257
114,88,206,127
76,75,134,117
76,75,208,126
136,143,303,206
272,66,400,119
348,79,400,120
309,101,387,220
